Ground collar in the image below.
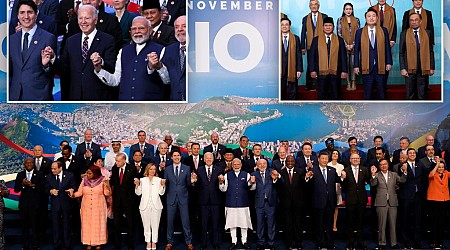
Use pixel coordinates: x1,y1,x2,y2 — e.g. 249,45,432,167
152,21,163,33
413,27,420,32
26,169,34,174
414,7,422,13
22,23,37,37
83,28,98,40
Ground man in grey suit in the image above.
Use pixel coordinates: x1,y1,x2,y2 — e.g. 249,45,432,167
370,159,407,250
164,150,197,250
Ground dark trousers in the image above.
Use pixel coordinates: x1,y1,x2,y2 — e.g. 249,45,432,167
281,77,298,100
113,201,135,249
256,200,276,246
167,199,192,245
200,204,220,247
429,200,447,245
20,206,39,249
51,207,71,249
314,202,335,247
405,73,428,100
305,50,315,90
317,76,339,100
283,206,303,246
399,195,422,243
346,203,366,245
362,72,385,100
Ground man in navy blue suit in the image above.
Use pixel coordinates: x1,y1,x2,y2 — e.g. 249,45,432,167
130,130,155,164
60,4,117,100
164,150,196,250
203,132,227,163
296,142,318,170
308,151,346,249
46,161,75,250
74,129,102,170
250,159,280,250
354,8,392,100
9,0,56,101
162,15,187,101
195,152,223,250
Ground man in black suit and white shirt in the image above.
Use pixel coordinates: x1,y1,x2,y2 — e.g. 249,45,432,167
203,132,227,163
130,130,155,165
142,0,177,46
75,129,102,169
233,136,253,160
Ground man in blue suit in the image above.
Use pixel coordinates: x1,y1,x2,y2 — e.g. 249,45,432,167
250,159,280,250
354,8,392,100
164,150,196,250
129,130,155,164
46,161,75,250
9,0,56,101
307,151,346,249
60,4,117,100
161,15,187,101
195,152,223,250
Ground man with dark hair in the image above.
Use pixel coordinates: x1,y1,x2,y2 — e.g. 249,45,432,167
54,140,70,161
308,16,347,100
244,144,265,173
367,136,391,164
130,130,155,164
281,17,302,100
296,142,319,170
233,136,253,160
141,0,177,46
354,8,392,100
342,137,366,165
402,0,434,45
392,136,410,166
203,132,227,162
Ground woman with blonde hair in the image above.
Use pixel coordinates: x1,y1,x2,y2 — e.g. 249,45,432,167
135,163,166,250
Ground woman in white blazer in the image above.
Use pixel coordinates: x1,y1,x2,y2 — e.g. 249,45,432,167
135,163,166,250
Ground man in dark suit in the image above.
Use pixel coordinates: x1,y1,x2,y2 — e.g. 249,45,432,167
397,148,425,249
399,12,435,100
203,132,227,163
153,142,173,176
272,140,292,161
58,145,84,185
417,135,441,160
142,0,177,47
271,146,287,172
14,157,46,250
243,144,265,174
74,129,102,169
354,8,392,100
110,152,137,250
9,0,56,101
300,0,328,91
163,135,180,154
195,152,223,250
46,161,75,250
131,150,149,179
161,15,187,101
281,17,302,100
418,144,437,234
341,137,367,165
33,145,52,175
401,0,434,45
370,159,407,250
10,6,57,36
233,136,253,160
250,159,280,250
308,17,347,100
12,0,58,19
296,142,318,170
341,153,371,249
308,151,346,249
278,156,307,249
367,135,391,164
164,150,196,250
391,136,410,166
183,142,204,173
217,147,235,174
60,5,117,101
130,130,155,164
161,0,186,27
56,0,81,36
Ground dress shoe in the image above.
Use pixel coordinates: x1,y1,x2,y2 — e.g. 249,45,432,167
376,245,384,250
243,242,251,249
228,243,237,250
165,244,173,250
187,244,195,250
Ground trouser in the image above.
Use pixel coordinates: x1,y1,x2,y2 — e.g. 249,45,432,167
140,207,162,243
346,203,365,245
376,204,397,246
167,200,192,245
230,227,248,244
256,201,276,246
362,73,385,100
405,73,428,100
429,200,447,245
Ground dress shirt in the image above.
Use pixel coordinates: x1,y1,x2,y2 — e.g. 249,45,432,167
26,169,34,181
80,29,97,51
22,24,37,50
414,8,422,14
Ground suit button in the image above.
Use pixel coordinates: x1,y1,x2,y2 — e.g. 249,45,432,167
131,86,135,89
131,96,134,100
132,77,135,81
133,69,137,72
135,60,138,63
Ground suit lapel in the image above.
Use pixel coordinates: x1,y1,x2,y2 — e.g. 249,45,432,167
22,28,41,66
82,32,101,70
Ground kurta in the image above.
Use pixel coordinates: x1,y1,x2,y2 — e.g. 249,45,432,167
74,181,111,246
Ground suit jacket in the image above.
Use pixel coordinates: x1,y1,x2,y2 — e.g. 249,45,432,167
370,171,407,206
61,30,117,100
300,12,329,50
132,160,149,179
397,161,426,199
12,0,58,20
401,8,434,45
195,165,223,206
151,22,177,46
164,163,192,206
152,154,173,176
9,27,56,101
244,156,266,174
281,33,303,81
34,156,52,176
341,149,367,167
341,166,370,206
57,155,85,187
110,164,137,208
366,146,391,165
308,34,348,77
399,29,435,72
233,147,253,160
391,149,405,166
182,154,205,173
14,169,46,210
46,171,76,211
135,176,165,210
203,143,227,162
271,158,287,172
277,167,306,209
161,41,186,101
295,154,318,170
310,166,341,209
56,0,78,36
165,0,186,26
417,144,441,160
251,168,279,208
130,142,155,164
74,142,102,166
354,27,393,75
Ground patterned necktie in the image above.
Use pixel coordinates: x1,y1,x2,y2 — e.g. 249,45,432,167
353,167,358,183
380,6,384,26
207,167,211,182
82,36,89,64
313,14,317,28
22,32,29,61
261,171,265,185
283,35,288,52
119,168,124,184
161,0,167,9
180,45,186,71
75,1,81,13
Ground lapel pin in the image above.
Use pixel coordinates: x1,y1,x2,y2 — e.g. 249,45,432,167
34,40,38,44
294,172,297,174
171,1,174,4
39,20,43,24
63,175,66,178
181,169,184,173
100,19,104,23
96,38,100,41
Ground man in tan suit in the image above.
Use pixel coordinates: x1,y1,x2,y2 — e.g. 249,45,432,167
370,159,407,250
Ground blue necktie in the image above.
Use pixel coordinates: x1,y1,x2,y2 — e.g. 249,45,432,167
22,32,29,61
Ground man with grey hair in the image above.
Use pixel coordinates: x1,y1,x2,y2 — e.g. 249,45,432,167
92,15,170,101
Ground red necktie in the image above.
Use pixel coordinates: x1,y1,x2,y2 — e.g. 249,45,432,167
119,168,124,185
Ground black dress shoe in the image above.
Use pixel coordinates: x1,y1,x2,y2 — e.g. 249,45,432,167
376,245,384,250
243,242,250,249
229,243,237,250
